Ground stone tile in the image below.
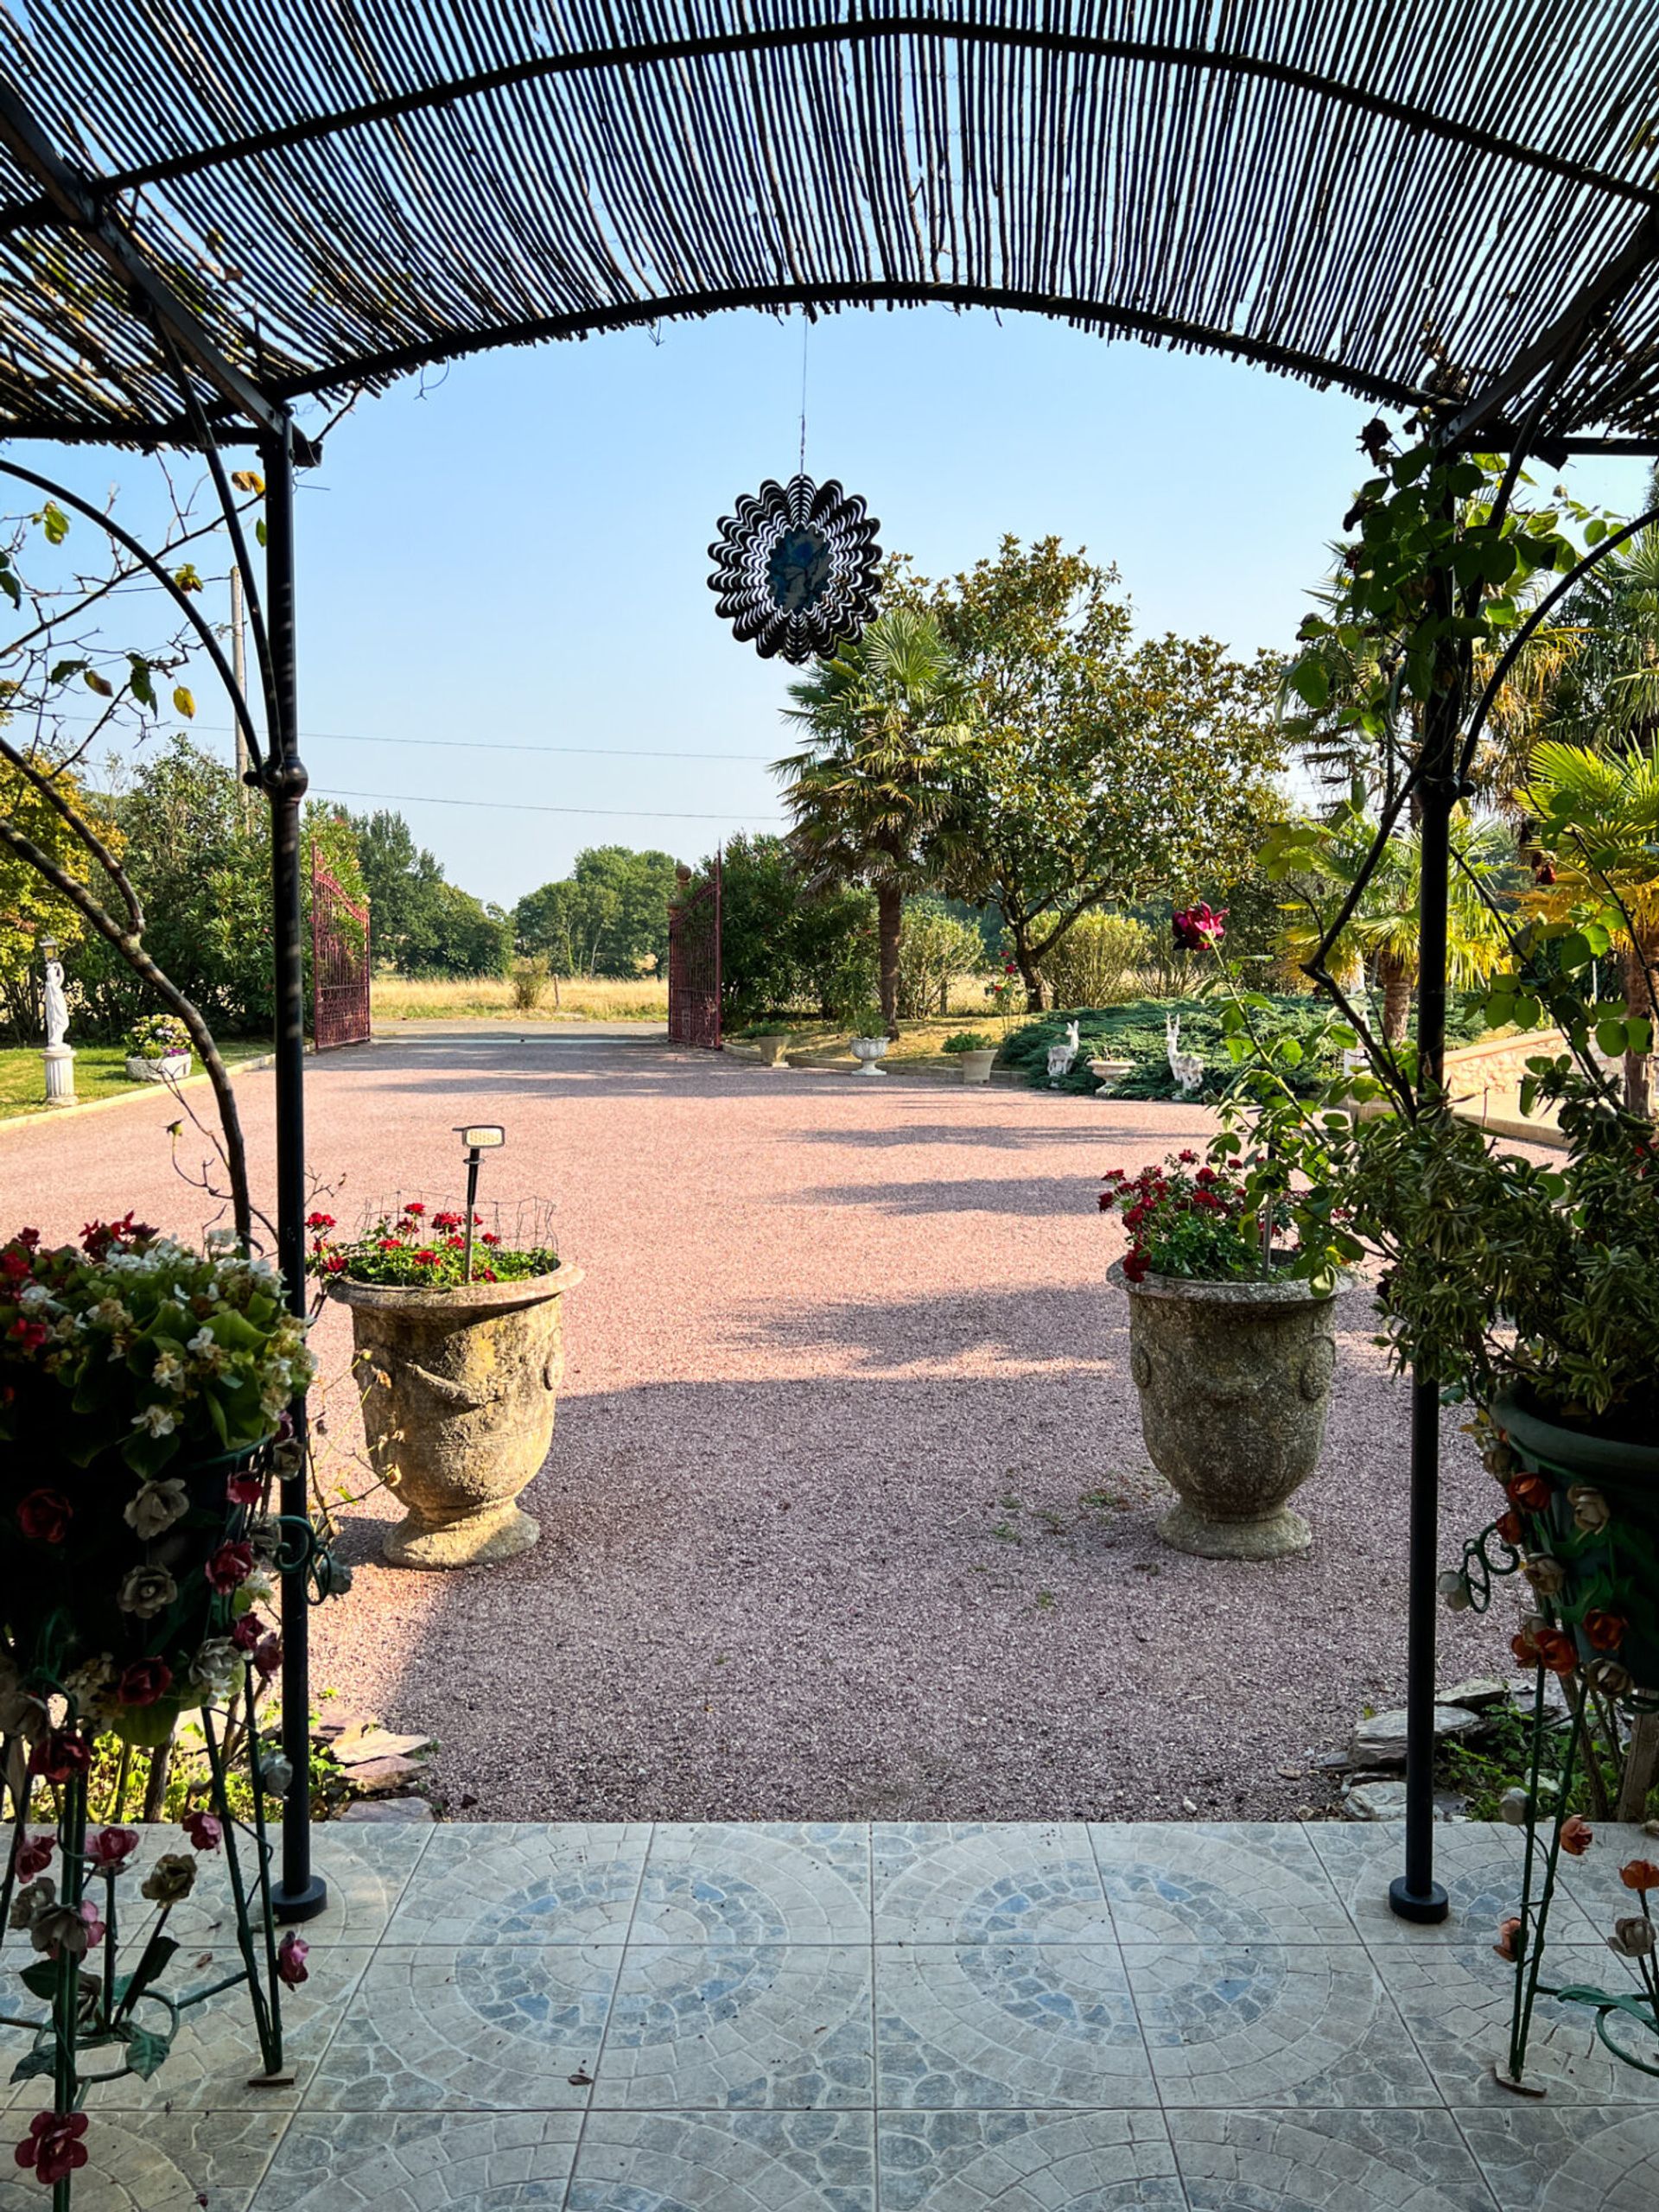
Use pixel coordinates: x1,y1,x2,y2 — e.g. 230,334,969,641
385,1821,650,1946
568,2108,874,2210
872,1823,1112,1944
1457,2103,1659,2210
165,1820,432,1950
0,2111,286,2212
1170,2108,1497,2211
255,2108,582,2210
632,1824,870,1945
1089,1822,1350,1945
1306,1820,1600,1948
874,1942,1156,2108
875,2109,1185,2212
298,1943,620,2110
1377,1944,1659,2107
0,1943,368,2113
595,1943,873,2107
1123,1942,1440,2107
1533,1821,1659,1943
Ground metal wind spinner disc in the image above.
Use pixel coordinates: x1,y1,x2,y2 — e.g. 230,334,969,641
708,473,882,663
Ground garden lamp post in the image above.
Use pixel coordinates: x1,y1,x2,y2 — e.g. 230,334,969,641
455,1124,505,1281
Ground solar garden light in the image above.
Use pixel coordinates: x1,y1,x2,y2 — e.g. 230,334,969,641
454,1124,505,1281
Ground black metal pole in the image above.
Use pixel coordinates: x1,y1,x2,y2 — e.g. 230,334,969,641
1389,652,1457,1928
463,1149,480,1282
263,423,327,1925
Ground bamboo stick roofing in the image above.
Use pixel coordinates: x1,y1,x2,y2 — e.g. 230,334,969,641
2,1,1658,449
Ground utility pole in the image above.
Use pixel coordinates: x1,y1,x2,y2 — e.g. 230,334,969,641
230,563,251,829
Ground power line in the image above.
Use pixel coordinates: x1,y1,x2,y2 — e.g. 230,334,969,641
196,723,778,765
309,785,784,824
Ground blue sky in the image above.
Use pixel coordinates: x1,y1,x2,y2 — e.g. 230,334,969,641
28,307,1650,908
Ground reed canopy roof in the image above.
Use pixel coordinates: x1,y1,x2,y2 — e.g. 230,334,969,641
0,0,1657,450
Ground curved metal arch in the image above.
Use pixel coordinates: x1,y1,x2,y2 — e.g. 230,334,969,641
10,15,1654,219
268,278,1435,412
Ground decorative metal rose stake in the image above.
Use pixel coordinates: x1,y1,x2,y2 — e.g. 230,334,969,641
708,474,882,663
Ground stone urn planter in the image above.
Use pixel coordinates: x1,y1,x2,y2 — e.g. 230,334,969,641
956,1047,996,1084
1109,1259,1343,1560
1088,1056,1135,1096
849,1036,889,1075
753,1033,791,1067
126,1049,190,1083
329,1262,582,1568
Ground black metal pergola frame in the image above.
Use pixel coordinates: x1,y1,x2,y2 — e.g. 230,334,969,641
3,2,1659,1929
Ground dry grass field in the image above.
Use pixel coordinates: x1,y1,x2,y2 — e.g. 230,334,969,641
372,974,670,1022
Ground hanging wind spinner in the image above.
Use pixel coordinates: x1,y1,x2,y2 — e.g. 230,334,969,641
708,473,882,663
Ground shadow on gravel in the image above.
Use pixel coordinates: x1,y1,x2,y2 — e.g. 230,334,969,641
788,1116,1198,1150
733,1283,1125,1367
791,1174,1094,1218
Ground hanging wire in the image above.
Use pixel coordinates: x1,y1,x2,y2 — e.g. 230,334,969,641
798,314,809,476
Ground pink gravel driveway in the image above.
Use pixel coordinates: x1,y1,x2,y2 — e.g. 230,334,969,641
3,1029,1515,1820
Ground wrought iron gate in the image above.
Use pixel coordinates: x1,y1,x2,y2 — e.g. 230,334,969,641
310,849,372,1050
667,854,721,1049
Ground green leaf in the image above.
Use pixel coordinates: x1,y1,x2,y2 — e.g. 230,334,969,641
8,2046,56,2085
124,2024,173,2080
1596,1018,1629,1059
48,657,87,684
1290,658,1331,711
17,1960,60,2002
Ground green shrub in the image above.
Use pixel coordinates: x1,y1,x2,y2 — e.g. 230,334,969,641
942,1031,995,1053
897,900,987,1018
1039,912,1154,1008
510,956,550,1011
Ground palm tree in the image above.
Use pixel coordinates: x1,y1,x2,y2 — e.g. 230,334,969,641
1539,469,1659,760
1282,805,1516,1048
775,608,974,1035
1520,740,1659,1116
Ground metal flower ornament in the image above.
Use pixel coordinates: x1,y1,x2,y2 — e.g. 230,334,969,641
708,474,882,663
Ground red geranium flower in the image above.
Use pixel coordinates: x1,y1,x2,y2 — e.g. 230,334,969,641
14,2109,88,2186
8,1318,48,1351
305,1212,335,1232
412,1248,438,1266
276,1932,309,1987
85,1826,139,1871
377,1237,402,1253
402,1202,425,1218
181,1810,222,1853
16,1490,72,1544
324,1255,346,1274
117,1658,173,1708
1,1247,29,1281
206,1541,254,1594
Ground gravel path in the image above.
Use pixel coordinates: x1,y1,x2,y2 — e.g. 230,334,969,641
5,1032,1517,1821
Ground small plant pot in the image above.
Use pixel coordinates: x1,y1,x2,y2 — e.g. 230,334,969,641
1492,1387,1659,1693
754,1034,791,1068
329,1263,581,1569
956,1048,996,1084
849,1036,889,1075
126,1051,191,1084
1110,1259,1344,1560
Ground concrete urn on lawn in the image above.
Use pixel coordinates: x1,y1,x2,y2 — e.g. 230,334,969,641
849,1035,888,1075
329,1263,581,1568
1109,1259,1342,1560
754,1033,791,1067
957,1048,996,1084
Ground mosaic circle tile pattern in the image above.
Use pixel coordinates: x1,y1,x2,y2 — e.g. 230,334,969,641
597,1945,874,2107
872,1824,1112,1944
632,1825,871,1946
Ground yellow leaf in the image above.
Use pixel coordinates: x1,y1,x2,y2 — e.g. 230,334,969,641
172,686,195,719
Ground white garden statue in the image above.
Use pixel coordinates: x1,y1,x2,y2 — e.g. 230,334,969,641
41,944,75,1106
1046,1019,1081,1085
1166,1014,1204,1096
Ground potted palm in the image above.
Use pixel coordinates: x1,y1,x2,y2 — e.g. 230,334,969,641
124,1013,192,1084
941,1029,997,1083
310,1206,580,1569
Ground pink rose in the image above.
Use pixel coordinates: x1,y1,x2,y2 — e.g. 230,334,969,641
181,1810,222,1853
276,1932,309,1988
85,1827,139,1871
11,1834,53,1883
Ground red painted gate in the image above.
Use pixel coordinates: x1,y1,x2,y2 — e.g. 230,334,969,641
310,849,372,1051
667,855,721,1049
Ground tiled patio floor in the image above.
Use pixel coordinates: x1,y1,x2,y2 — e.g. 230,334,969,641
5,1821,1656,2209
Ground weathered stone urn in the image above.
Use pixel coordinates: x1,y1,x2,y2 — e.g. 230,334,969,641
330,1263,581,1569
1109,1259,1343,1560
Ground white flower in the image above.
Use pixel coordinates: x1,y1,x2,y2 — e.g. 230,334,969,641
124,1478,189,1538
131,1402,177,1438
151,1349,185,1390
206,1227,238,1250
187,1327,226,1372
17,1281,51,1313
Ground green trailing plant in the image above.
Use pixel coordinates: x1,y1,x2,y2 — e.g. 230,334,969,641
941,1030,994,1054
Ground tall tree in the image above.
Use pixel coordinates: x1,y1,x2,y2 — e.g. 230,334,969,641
1521,740,1659,1115
775,607,972,1032
896,538,1283,1008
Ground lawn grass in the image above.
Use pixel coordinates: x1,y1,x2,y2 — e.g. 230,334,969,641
0,1039,271,1122
372,975,670,1022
